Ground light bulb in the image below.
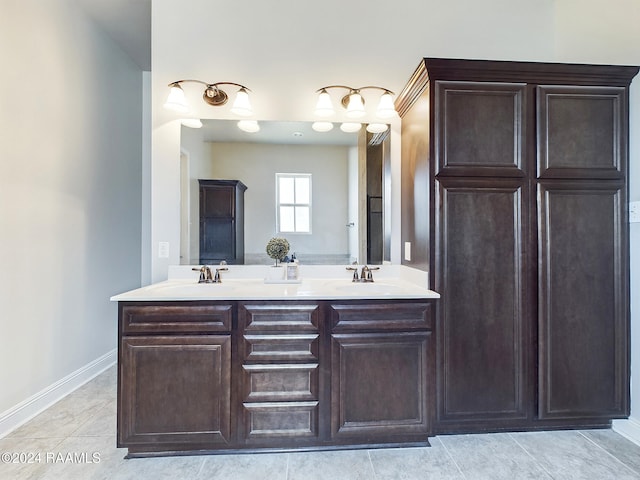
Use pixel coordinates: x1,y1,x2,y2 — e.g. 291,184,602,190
314,89,335,117
237,120,260,133
164,84,189,113
346,92,366,118
340,122,362,133
366,123,389,133
376,91,396,119
230,88,253,116
312,122,334,132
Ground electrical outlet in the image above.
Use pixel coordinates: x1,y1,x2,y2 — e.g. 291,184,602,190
631,201,640,223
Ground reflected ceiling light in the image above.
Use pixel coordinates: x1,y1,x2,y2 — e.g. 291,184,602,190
312,121,334,132
366,123,389,133
340,122,362,133
180,118,203,128
164,80,253,116
237,120,260,133
314,85,397,120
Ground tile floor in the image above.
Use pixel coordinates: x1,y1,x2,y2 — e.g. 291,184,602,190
2,366,640,479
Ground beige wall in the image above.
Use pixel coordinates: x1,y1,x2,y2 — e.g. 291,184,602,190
0,0,142,414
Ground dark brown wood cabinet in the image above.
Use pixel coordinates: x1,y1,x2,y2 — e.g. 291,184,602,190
117,299,436,456
329,302,433,443
396,58,637,434
119,335,232,449
199,179,247,265
117,303,234,453
238,302,322,446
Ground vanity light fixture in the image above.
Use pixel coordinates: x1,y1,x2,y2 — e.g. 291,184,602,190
314,85,397,119
164,80,253,116
314,89,335,117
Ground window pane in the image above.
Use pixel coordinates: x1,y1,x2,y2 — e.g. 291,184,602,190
295,177,310,204
279,177,295,204
280,206,295,232
295,206,310,233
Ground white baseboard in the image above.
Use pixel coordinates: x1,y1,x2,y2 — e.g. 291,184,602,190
0,349,116,439
613,417,640,446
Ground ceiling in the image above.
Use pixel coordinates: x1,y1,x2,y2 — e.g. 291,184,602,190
198,120,358,146
72,0,563,127
75,0,151,70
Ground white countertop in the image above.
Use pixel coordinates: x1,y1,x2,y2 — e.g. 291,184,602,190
111,264,440,302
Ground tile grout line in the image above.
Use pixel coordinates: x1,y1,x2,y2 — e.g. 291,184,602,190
577,430,640,477
366,449,378,479
434,436,468,479
285,452,290,480
507,432,557,480
64,400,114,439
196,455,207,478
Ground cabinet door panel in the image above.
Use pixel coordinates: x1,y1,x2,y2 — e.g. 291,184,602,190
118,335,231,447
331,332,430,438
537,86,625,178
436,178,529,425
200,218,235,260
201,185,234,217
435,81,526,177
538,181,628,419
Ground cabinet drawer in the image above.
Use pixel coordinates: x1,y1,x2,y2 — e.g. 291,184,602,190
242,334,319,362
243,402,319,440
120,303,232,334
242,364,318,402
330,302,433,332
239,303,319,333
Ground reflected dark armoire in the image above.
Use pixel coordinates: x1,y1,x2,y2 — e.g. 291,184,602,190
199,179,247,265
396,58,638,434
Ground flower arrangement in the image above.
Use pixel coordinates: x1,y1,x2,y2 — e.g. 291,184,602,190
266,237,290,266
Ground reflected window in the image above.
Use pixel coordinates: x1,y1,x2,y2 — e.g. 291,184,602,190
276,173,311,233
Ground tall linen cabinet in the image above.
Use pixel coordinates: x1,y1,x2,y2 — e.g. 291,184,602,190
396,58,638,433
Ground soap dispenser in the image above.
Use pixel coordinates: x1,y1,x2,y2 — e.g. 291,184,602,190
286,253,299,281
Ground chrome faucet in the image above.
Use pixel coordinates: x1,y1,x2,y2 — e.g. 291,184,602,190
346,265,380,282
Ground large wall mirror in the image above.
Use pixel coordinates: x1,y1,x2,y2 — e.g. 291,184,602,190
180,119,390,265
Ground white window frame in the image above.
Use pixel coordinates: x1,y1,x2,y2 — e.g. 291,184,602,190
276,173,312,234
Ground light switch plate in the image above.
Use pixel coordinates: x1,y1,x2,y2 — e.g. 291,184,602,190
404,242,412,261
631,201,640,223
158,241,170,258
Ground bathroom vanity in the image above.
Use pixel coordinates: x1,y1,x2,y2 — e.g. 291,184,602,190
111,265,439,457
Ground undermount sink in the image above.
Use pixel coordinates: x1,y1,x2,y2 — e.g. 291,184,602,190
333,282,405,295
152,282,236,296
